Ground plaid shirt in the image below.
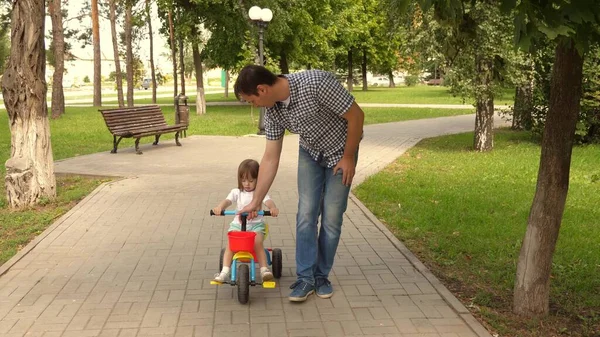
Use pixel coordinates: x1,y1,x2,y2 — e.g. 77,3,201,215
264,70,355,168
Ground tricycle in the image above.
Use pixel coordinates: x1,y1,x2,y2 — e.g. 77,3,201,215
209,210,282,304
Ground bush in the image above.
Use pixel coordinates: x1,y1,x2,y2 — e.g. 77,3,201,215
405,75,419,87
83,76,90,83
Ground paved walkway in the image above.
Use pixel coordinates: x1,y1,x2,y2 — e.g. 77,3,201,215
0,114,507,337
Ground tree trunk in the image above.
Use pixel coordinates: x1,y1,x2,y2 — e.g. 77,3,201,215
361,48,367,91
192,43,205,115
388,70,396,88
146,0,156,104
473,56,494,152
512,70,534,130
109,0,124,107
513,39,584,317
91,0,101,106
347,48,353,92
125,1,134,107
279,50,289,74
168,10,177,98
48,0,65,118
225,71,229,98
179,38,185,95
2,0,56,208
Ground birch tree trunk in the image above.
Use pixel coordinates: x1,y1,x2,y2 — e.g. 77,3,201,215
192,43,205,115
513,39,584,317
179,38,185,95
125,0,134,107
146,0,157,104
168,10,178,98
2,0,56,208
109,0,124,107
473,55,494,151
91,0,101,106
48,0,65,118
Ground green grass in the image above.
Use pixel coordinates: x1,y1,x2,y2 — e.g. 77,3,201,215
0,175,110,265
353,130,600,336
351,86,515,105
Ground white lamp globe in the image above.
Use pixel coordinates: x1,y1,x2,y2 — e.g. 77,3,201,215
261,8,273,22
248,6,262,20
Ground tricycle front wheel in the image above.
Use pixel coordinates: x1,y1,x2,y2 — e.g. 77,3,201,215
219,248,225,272
272,248,282,279
237,264,250,304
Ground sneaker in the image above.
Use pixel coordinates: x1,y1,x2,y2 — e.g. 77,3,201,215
288,280,315,302
315,278,333,299
261,270,274,282
213,271,229,282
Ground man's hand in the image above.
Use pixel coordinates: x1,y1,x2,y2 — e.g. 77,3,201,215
333,155,356,186
212,207,223,215
238,200,262,220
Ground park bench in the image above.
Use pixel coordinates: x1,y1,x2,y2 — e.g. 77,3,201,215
99,104,188,155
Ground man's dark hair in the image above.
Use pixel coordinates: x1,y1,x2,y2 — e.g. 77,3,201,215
234,65,278,100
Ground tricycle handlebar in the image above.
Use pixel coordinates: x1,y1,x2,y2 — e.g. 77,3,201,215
210,210,271,216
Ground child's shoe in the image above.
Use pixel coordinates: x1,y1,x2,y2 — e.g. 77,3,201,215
213,271,230,282
261,269,274,282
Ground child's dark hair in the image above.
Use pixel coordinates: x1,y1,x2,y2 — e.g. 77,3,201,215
237,159,259,190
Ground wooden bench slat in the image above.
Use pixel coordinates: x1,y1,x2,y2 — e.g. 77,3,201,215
104,118,167,128
118,124,187,137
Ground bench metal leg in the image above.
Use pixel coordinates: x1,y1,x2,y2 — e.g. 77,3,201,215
111,136,123,154
135,138,143,155
175,131,182,146
153,134,161,145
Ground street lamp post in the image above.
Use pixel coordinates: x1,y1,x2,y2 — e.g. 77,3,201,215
248,6,272,135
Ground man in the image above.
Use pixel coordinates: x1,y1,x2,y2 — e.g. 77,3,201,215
235,65,364,302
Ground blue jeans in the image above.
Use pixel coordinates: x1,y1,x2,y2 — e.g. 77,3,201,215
295,147,357,285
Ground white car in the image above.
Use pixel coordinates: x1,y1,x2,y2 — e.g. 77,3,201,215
369,76,389,87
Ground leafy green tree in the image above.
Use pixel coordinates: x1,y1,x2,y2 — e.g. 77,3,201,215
368,6,408,87
401,1,514,151
499,0,600,316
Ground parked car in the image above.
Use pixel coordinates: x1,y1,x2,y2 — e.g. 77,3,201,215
141,78,152,90
369,76,389,87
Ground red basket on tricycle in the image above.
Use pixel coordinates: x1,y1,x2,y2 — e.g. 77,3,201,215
228,231,256,252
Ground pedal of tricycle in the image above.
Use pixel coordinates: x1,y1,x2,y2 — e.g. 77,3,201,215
262,281,276,289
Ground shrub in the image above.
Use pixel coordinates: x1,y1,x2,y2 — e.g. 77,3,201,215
405,75,419,87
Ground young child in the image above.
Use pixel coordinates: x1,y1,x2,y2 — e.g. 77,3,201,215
212,159,279,282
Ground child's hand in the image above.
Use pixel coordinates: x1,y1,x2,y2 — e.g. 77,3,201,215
269,207,279,217
212,207,223,215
